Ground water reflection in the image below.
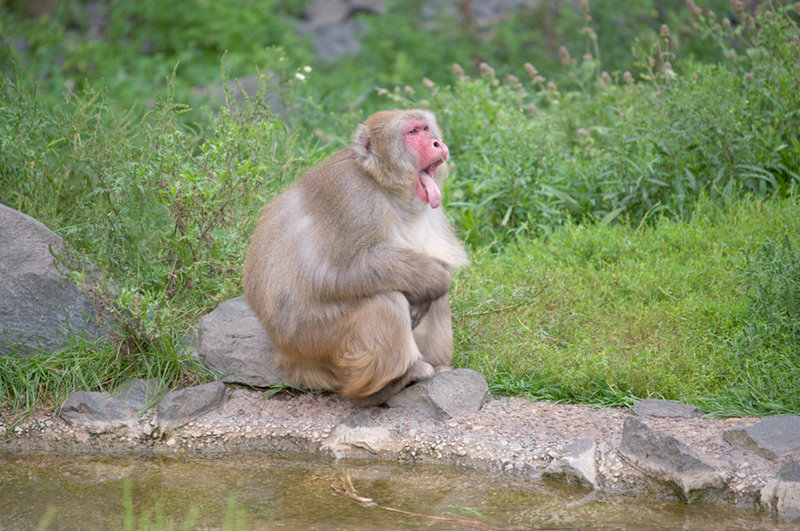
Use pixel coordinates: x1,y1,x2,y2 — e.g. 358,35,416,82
0,451,791,530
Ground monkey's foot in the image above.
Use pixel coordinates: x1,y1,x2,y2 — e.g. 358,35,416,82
354,360,434,407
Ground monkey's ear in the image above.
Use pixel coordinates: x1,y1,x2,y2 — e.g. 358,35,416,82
353,124,372,159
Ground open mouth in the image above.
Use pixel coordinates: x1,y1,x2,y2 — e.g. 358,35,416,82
416,159,444,208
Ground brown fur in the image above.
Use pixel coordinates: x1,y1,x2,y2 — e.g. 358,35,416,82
243,109,467,404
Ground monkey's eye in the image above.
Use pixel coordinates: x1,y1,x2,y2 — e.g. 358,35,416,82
423,125,429,131
408,128,418,135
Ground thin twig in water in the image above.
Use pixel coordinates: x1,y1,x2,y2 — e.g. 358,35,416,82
331,475,498,530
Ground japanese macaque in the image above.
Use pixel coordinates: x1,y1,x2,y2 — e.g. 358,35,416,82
243,109,467,406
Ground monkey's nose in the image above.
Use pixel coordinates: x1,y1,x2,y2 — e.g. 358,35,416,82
433,139,449,160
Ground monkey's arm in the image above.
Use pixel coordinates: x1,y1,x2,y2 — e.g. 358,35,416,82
308,245,451,306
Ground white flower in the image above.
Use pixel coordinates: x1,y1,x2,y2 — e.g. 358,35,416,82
295,72,306,81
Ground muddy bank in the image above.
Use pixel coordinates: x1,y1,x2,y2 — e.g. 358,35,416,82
2,387,799,521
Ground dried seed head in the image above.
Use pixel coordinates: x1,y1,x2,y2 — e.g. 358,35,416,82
559,45,573,66
623,71,634,84
577,128,590,136
547,81,557,91
661,24,671,38
730,0,745,13
723,17,731,28
533,75,545,84
524,62,538,77
581,26,594,35
525,104,539,115
479,62,496,80
404,85,414,95
580,0,590,14
583,53,593,61
422,77,435,88
506,75,521,89
453,63,465,77
599,71,612,86
745,72,753,82
686,0,702,16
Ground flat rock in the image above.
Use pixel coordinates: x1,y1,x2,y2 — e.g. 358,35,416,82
386,368,489,419
59,391,139,434
194,296,286,388
633,399,702,418
0,204,112,356
543,438,597,489
619,417,726,501
761,461,800,521
157,381,227,434
114,378,165,411
320,411,397,458
723,416,800,460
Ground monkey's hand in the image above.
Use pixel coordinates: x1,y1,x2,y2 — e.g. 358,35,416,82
400,258,451,305
408,298,432,329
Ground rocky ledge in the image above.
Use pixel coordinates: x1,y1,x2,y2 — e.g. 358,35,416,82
1,375,799,523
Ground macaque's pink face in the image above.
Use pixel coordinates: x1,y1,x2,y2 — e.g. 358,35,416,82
403,120,449,209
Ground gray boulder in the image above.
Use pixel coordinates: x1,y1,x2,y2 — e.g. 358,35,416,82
723,416,800,460
0,204,112,356
386,368,489,419
543,438,597,489
194,296,286,388
761,461,800,521
633,399,702,418
60,391,139,434
157,381,227,433
619,417,726,501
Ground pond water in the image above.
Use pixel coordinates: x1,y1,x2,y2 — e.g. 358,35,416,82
0,450,792,530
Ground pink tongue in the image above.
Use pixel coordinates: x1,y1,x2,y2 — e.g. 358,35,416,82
417,172,441,208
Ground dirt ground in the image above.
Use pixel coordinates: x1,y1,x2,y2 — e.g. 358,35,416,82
1,387,788,514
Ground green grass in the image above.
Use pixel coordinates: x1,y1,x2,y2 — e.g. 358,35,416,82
0,333,205,422
452,196,800,415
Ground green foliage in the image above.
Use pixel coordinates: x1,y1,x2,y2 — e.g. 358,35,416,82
1,69,299,305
